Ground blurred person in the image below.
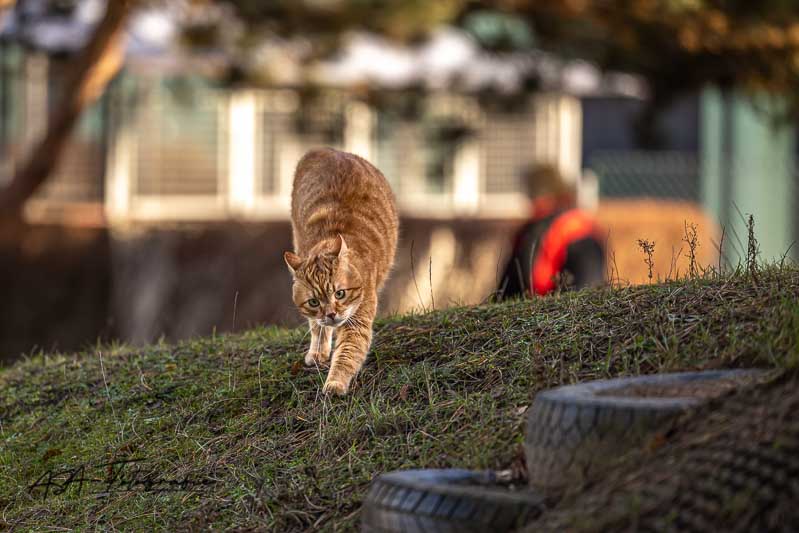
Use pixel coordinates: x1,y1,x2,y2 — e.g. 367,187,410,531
497,164,605,299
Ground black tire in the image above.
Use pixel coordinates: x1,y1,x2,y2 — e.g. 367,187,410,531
524,369,767,490
360,469,544,533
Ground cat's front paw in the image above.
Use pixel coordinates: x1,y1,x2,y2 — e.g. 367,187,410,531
305,351,330,367
322,378,348,396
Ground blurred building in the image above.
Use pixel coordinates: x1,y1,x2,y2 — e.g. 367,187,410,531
0,4,656,223
1,55,592,224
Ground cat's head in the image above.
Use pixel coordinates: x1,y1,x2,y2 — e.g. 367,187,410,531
284,236,363,327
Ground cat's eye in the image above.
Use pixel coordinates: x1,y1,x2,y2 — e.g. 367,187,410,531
307,298,320,307
335,290,346,300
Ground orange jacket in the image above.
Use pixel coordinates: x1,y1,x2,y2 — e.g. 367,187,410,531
531,209,603,295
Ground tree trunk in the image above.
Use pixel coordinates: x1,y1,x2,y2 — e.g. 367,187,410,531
0,0,132,217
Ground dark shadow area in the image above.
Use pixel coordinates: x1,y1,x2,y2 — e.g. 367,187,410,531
0,223,112,364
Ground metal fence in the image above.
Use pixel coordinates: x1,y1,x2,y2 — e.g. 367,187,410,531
587,150,700,201
132,78,224,198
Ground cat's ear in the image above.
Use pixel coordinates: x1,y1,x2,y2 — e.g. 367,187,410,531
283,251,302,274
335,234,349,259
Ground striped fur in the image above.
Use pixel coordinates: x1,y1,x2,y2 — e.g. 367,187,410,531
284,148,399,395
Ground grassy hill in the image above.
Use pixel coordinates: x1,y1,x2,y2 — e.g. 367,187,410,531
2,267,799,530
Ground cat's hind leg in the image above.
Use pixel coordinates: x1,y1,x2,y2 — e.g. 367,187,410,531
305,320,333,367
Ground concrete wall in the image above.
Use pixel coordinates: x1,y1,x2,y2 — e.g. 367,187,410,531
109,218,520,345
1,201,718,363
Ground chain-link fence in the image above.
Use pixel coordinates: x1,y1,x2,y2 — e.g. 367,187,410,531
587,150,700,201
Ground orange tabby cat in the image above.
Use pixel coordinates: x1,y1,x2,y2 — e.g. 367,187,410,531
284,148,399,395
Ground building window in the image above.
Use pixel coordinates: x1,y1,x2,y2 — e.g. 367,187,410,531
482,109,536,195
257,91,346,198
133,77,224,197
424,117,472,194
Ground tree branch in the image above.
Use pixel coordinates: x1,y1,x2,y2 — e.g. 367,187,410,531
0,0,133,216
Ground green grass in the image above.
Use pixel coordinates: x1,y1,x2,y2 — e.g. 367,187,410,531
2,267,799,530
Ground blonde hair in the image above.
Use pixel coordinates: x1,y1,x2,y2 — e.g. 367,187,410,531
522,164,576,200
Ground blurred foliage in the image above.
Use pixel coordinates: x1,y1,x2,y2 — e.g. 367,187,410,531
173,0,799,114
15,1,799,112
177,0,465,60
497,0,799,111
461,9,536,51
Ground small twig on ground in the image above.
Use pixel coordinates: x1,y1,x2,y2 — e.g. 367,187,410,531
493,244,504,302
409,240,424,311
604,229,613,286
229,290,240,392
610,249,620,288
428,256,435,310
232,291,239,332
637,239,656,282
779,241,796,271
228,360,236,391
135,360,151,391
683,222,699,279
729,202,748,261
257,355,264,400
98,350,117,424
667,245,683,281
746,214,759,281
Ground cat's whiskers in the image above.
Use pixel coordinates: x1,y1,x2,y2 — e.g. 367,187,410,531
314,326,322,355
344,312,366,331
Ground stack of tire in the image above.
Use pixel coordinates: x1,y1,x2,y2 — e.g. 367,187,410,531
360,370,766,532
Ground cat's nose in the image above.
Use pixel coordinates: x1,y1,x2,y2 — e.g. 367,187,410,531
326,312,336,320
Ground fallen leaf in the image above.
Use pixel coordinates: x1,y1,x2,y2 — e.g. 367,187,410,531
42,448,62,461
290,360,303,376
399,384,410,401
